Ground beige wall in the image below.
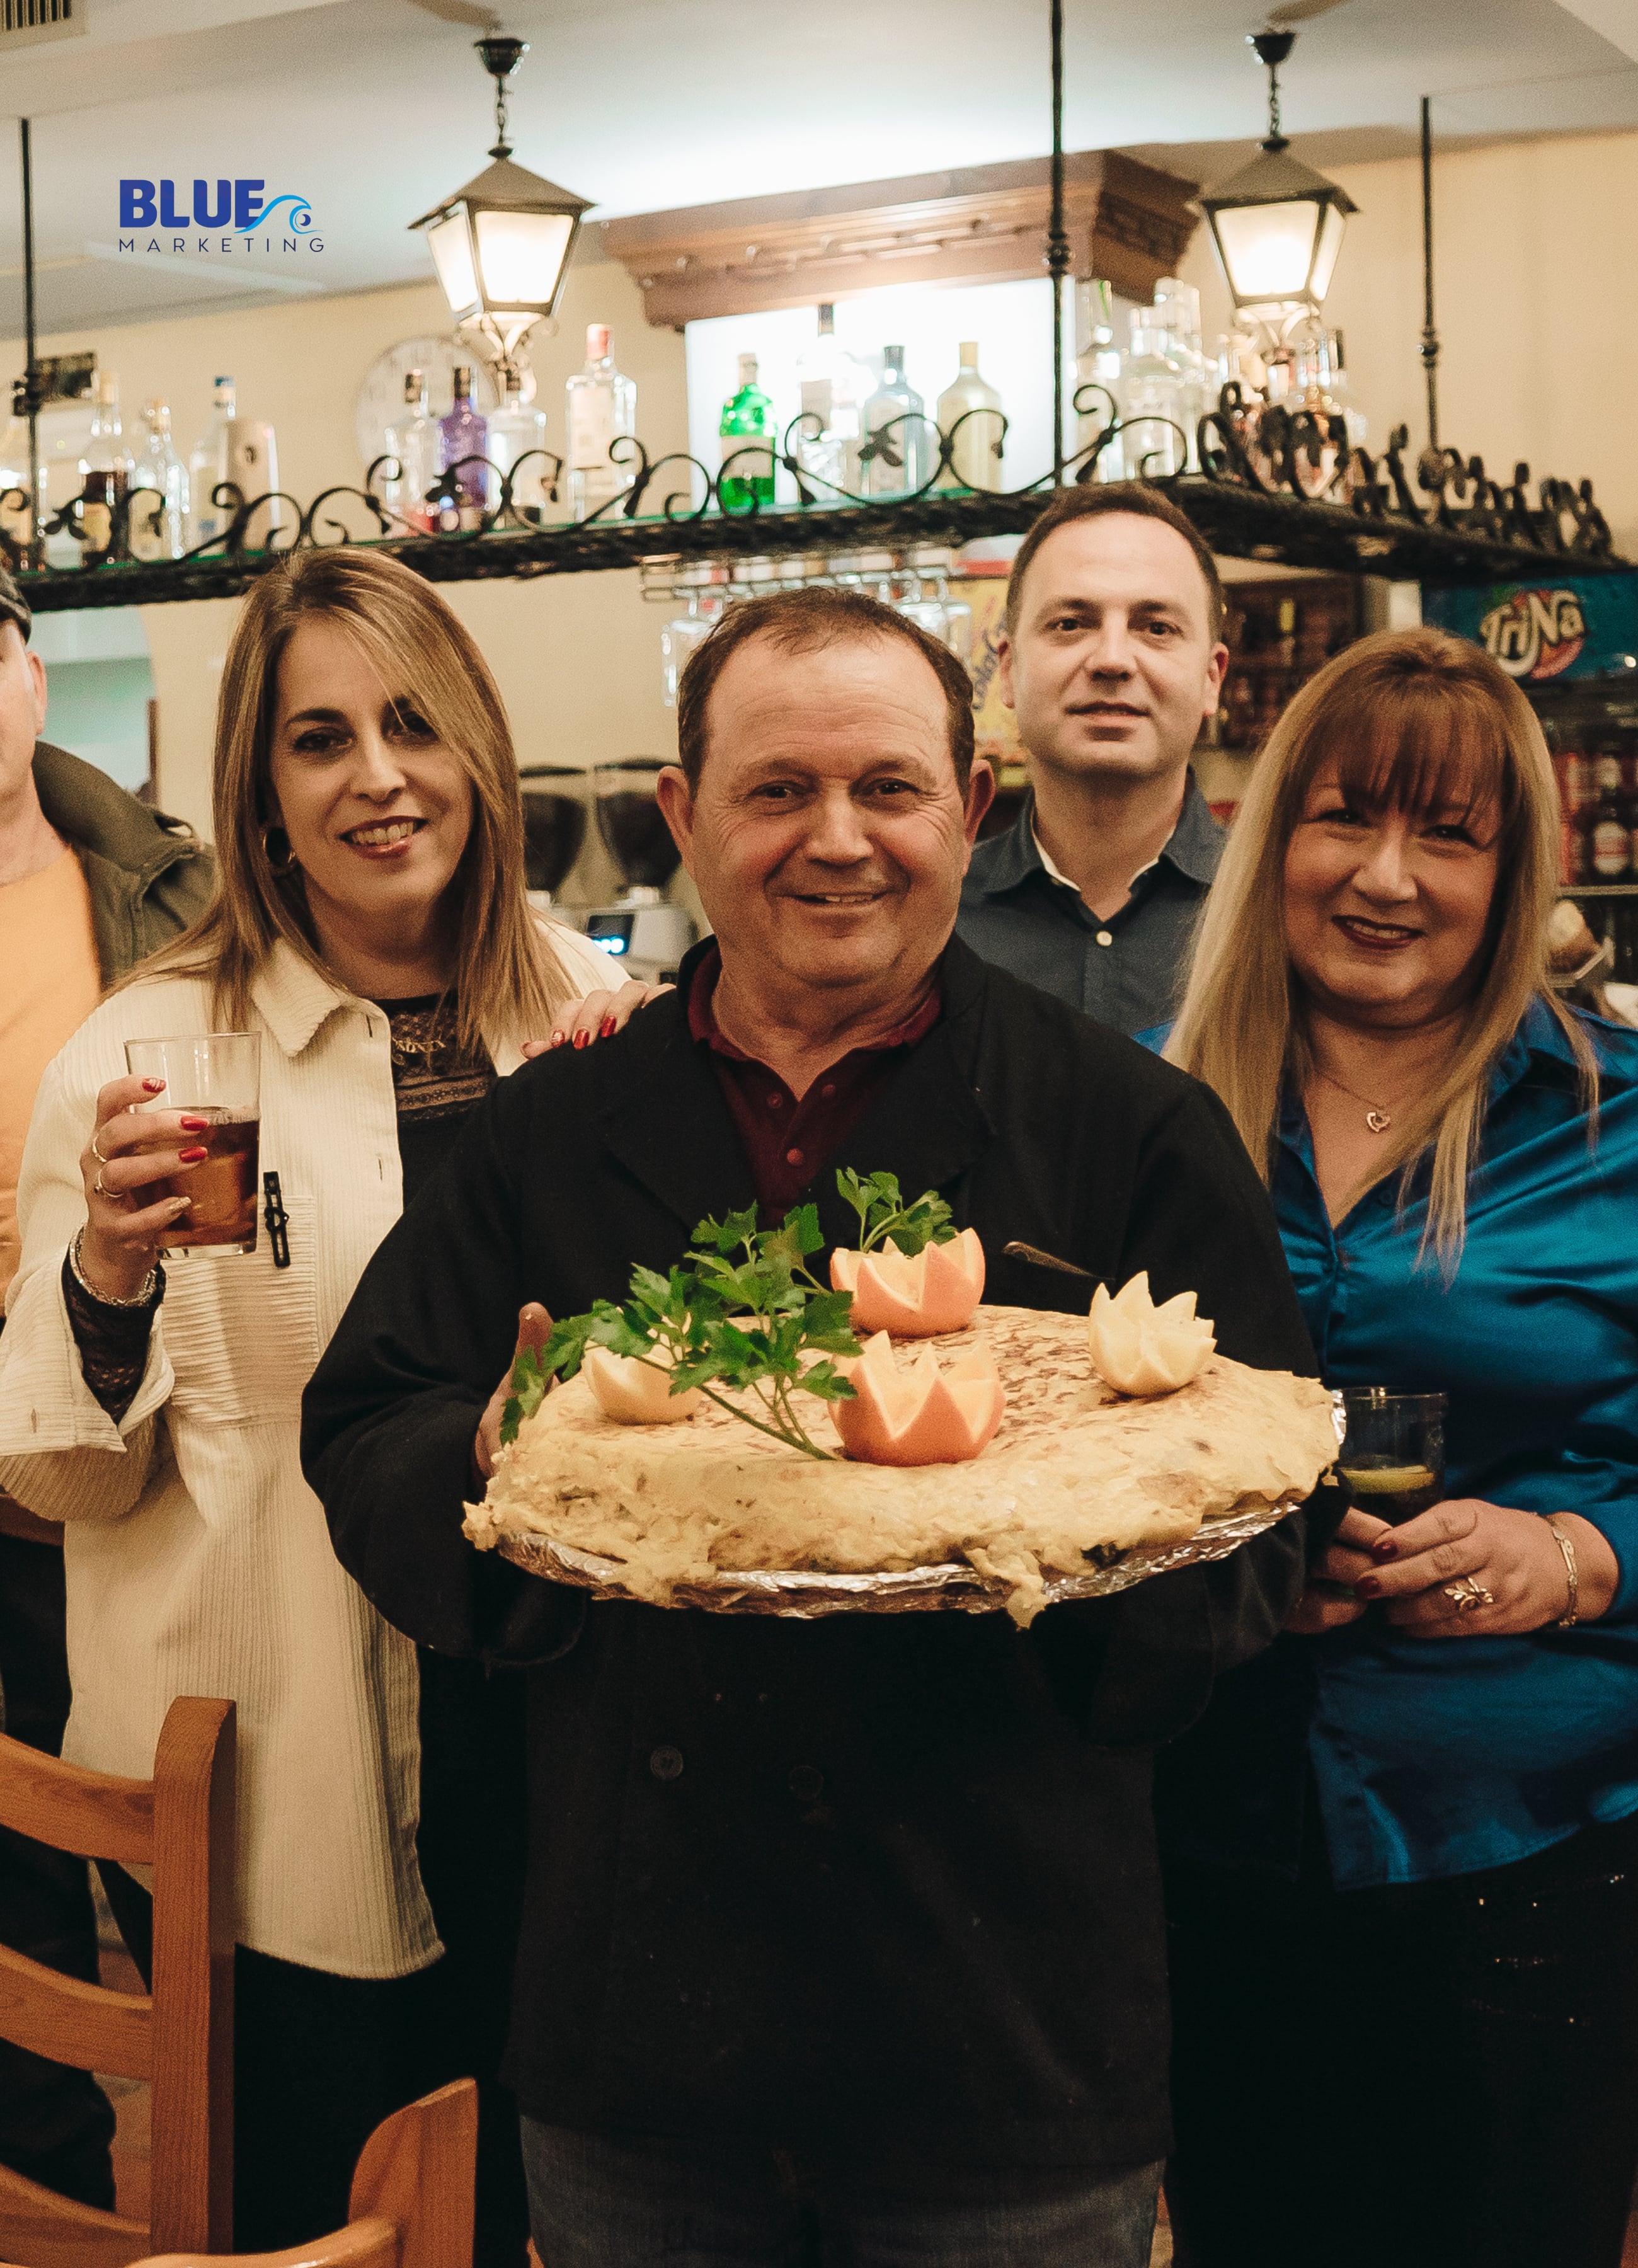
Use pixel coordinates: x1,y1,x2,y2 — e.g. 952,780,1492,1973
4,258,690,910
1172,126,1638,556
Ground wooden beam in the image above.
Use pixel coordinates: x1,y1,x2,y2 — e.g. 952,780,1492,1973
597,151,1201,329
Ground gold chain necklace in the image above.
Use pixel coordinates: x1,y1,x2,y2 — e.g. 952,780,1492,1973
1312,1066,1397,1135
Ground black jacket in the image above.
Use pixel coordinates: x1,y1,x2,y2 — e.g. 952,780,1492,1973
303,937,1316,2168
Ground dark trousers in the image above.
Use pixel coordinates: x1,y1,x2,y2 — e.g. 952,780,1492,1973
413,1649,532,2268
520,2121,1164,2268
100,1863,427,2253
0,1531,116,2210
1166,1805,1638,2268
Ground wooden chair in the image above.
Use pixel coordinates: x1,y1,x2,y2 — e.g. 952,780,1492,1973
0,1695,235,2267
135,2080,478,2268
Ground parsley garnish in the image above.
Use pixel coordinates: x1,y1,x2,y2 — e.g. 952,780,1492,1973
836,1168,956,1257
500,1171,958,1461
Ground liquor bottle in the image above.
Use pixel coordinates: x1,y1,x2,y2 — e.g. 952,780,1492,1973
862,346,933,498
1591,750,1631,879
566,325,638,521
1154,278,1208,470
660,591,726,706
486,374,552,525
438,364,490,525
1074,280,1125,480
129,398,189,561
794,305,869,496
0,411,32,559
718,353,776,512
384,369,439,533
77,372,132,565
188,375,237,547
934,342,1004,493
1121,308,1185,481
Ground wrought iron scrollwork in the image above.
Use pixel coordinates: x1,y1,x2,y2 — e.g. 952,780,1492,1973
0,375,1622,607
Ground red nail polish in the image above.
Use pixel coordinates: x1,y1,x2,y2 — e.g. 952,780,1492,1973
573,1031,588,1049
1355,1576,1382,1599
600,1016,617,1040
178,1145,209,1164
142,1078,166,1094
1372,1535,1399,1561
179,1116,210,1131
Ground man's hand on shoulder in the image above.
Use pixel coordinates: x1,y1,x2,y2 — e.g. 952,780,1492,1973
474,1301,554,1486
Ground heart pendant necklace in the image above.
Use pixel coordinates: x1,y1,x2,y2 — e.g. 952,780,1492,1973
1314,1068,1395,1134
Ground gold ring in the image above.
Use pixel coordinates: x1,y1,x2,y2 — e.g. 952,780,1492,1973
89,1131,109,1165
93,1169,113,1201
1442,1576,1494,1613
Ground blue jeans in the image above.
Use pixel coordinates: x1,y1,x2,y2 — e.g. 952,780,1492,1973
520,2117,1162,2268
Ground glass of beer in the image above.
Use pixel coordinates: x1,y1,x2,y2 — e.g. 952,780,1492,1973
1335,1388,1446,1524
123,1033,261,1256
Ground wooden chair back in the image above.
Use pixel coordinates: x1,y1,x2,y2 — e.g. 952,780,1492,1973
134,2080,478,2268
0,1695,235,2267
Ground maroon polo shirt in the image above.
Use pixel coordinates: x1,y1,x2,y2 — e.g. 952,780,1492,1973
686,942,941,1219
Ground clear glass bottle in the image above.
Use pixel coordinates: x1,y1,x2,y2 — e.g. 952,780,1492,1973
1074,280,1125,480
718,353,776,511
77,372,132,564
660,590,726,706
384,369,439,533
0,410,33,560
129,398,188,561
934,342,1004,493
566,325,638,522
486,374,551,525
188,375,236,547
1121,309,1185,481
1154,278,1208,470
794,305,869,496
438,363,490,525
862,345,933,498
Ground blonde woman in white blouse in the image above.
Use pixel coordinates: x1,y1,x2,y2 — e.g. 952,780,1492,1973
0,549,641,2256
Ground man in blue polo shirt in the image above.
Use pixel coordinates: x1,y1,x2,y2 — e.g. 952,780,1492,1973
958,483,1230,1035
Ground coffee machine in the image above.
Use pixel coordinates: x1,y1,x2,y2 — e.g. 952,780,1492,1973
584,759,696,984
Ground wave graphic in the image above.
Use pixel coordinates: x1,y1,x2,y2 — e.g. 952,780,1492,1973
237,193,314,234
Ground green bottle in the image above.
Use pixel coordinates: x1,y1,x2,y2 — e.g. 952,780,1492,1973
718,353,776,510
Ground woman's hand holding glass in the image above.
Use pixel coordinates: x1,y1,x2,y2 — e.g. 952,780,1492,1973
76,1074,205,1301
1293,1498,1620,1635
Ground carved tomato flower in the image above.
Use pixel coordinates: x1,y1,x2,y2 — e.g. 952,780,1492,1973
830,1228,985,1337
1087,1272,1215,1398
831,1329,1005,1467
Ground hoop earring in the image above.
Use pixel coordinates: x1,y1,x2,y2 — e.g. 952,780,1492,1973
261,823,297,875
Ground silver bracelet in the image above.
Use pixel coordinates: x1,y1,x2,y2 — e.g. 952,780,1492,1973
1545,1515,1579,1629
68,1227,161,1312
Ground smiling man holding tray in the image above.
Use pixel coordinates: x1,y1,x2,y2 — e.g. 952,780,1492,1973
303,586,1321,2268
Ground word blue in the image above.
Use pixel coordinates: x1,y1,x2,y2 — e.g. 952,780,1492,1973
120,181,267,232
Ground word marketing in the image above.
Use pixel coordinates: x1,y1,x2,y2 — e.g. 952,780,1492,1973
117,180,323,255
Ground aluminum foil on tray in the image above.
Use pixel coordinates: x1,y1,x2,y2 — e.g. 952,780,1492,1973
495,1495,1303,1619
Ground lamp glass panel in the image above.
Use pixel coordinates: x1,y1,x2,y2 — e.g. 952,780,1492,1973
1309,201,1347,302
1213,197,1324,304
427,210,479,318
474,209,574,309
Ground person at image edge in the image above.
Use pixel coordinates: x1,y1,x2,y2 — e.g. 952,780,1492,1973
0,561,213,2214
303,584,1329,2268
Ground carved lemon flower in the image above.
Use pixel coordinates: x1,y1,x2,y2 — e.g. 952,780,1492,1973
1087,1271,1215,1398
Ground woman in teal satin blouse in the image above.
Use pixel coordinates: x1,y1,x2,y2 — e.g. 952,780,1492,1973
1157,626,1638,2268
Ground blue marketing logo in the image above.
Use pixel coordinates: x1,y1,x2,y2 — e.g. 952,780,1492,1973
117,180,323,255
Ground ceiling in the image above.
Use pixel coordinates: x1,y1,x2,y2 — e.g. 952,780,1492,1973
1,0,1635,338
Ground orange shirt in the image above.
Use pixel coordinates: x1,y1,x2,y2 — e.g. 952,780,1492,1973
0,848,101,1302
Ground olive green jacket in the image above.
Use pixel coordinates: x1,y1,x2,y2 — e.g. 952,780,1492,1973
31,740,215,985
